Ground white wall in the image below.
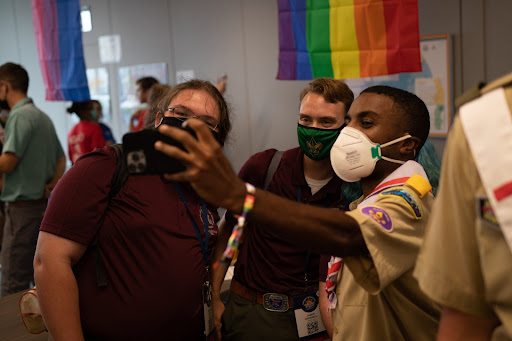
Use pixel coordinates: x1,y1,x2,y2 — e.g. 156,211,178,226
1,0,512,171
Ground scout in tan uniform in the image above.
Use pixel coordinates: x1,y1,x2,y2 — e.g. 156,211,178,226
155,85,441,340
415,72,512,340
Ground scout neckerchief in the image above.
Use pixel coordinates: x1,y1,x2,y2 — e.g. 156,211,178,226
326,160,431,309
460,87,512,251
174,182,214,340
360,160,429,207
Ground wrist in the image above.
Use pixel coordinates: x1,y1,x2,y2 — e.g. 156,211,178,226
224,180,248,214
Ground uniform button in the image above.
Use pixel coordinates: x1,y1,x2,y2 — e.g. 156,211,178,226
334,327,339,334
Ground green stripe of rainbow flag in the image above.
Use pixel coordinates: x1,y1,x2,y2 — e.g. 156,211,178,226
277,0,422,80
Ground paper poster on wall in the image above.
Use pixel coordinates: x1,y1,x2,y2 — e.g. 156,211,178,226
344,34,452,137
98,35,122,64
176,70,195,83
118,63,167,125
86,67,111,122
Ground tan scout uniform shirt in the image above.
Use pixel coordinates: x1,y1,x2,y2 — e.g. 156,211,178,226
414,75,512,339
332,166,440,340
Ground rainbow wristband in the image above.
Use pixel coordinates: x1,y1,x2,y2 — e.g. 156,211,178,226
215,183,256,268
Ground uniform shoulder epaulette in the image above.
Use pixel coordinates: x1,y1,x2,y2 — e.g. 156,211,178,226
481,72,512,94
404,174,432,198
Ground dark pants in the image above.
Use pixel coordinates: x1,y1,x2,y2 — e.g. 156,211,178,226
1,203,46,297
222,292,300,341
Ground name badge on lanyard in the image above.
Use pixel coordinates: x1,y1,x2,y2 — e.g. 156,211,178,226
293,291,329,340
175,183,214,341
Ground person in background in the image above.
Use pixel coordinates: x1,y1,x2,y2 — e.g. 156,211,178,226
211,77,356,341
34,79,231,340
67,101,106,164
143,83,172,129
0,97,9,253
92,100,116,145
129,76,159,132
155,85,441,340
414,73,512,339
0,62,65,297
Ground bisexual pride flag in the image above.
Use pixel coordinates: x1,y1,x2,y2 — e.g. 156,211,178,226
277,0,421,80
31,0,90,101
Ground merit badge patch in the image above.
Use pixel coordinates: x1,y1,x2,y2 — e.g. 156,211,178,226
477,197,499,228
361,206,393,231
380,188,422,219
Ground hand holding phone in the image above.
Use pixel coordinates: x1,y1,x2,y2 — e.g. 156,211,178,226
122,125,196,175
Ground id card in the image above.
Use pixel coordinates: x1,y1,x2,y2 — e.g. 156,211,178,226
203,281,214,341
293,291,329,341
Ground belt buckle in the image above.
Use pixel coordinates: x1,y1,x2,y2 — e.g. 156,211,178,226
262,293,289,312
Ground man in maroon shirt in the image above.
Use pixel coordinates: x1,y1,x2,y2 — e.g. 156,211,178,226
210,78,355,340
33,80,231,341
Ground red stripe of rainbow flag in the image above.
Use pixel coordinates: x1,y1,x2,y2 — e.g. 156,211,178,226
277,0,421,80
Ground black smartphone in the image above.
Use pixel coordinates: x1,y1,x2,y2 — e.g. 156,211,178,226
122,127,196,175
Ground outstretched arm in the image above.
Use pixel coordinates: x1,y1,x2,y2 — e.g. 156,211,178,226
155,120,367,258
34,231,87,341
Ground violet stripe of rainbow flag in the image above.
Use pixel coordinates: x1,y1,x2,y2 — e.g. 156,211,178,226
31,0,90,101
277,0,422,80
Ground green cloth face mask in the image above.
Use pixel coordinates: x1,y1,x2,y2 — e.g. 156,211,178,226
297,123,342,160
90,108,98,121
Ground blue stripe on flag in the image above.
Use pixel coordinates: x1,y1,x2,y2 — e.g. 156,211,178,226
289,0,312,80
56,0,90,101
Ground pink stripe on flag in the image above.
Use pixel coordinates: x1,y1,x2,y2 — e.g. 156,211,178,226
31,0,53,100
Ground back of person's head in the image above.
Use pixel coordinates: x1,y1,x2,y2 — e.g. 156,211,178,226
67,101,93,120
0,62,29,94
143,84,172,129
158,79,231,145
417,139,441,196
361,85,430,151
300,77,354,112
136,77,159,91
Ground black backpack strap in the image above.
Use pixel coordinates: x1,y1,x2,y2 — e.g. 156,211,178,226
109,144,128,199
263,150,283,190
93,144,129,287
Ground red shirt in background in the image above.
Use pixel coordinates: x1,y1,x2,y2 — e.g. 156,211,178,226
67,121,105,164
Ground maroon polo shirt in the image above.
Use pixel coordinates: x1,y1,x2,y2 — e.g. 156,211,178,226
41,146,219,340
230,147,348,296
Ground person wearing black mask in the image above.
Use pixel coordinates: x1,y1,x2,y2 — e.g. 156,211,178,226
33,79,232,340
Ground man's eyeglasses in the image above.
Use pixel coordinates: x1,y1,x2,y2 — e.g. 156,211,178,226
165,107,219,131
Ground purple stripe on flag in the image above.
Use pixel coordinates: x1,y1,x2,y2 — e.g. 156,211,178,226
277,0,297,79
43,0,64,100
289,0,312,79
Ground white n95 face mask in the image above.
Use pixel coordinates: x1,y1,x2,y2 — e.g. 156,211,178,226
330,127,411,182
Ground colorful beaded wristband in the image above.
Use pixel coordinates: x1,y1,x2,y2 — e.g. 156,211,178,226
215,183,256,268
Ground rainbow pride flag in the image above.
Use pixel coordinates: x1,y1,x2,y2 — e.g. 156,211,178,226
277,0,421,80
31,0,90,101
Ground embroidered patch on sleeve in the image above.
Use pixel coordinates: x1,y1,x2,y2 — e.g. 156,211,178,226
477,197,500,228
380,188,422,219
361,206,393,232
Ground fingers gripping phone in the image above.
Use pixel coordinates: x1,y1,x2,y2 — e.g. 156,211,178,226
122,126,196,175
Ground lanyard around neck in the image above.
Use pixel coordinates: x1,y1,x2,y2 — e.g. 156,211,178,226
297,186,331,288
174,182,210,267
